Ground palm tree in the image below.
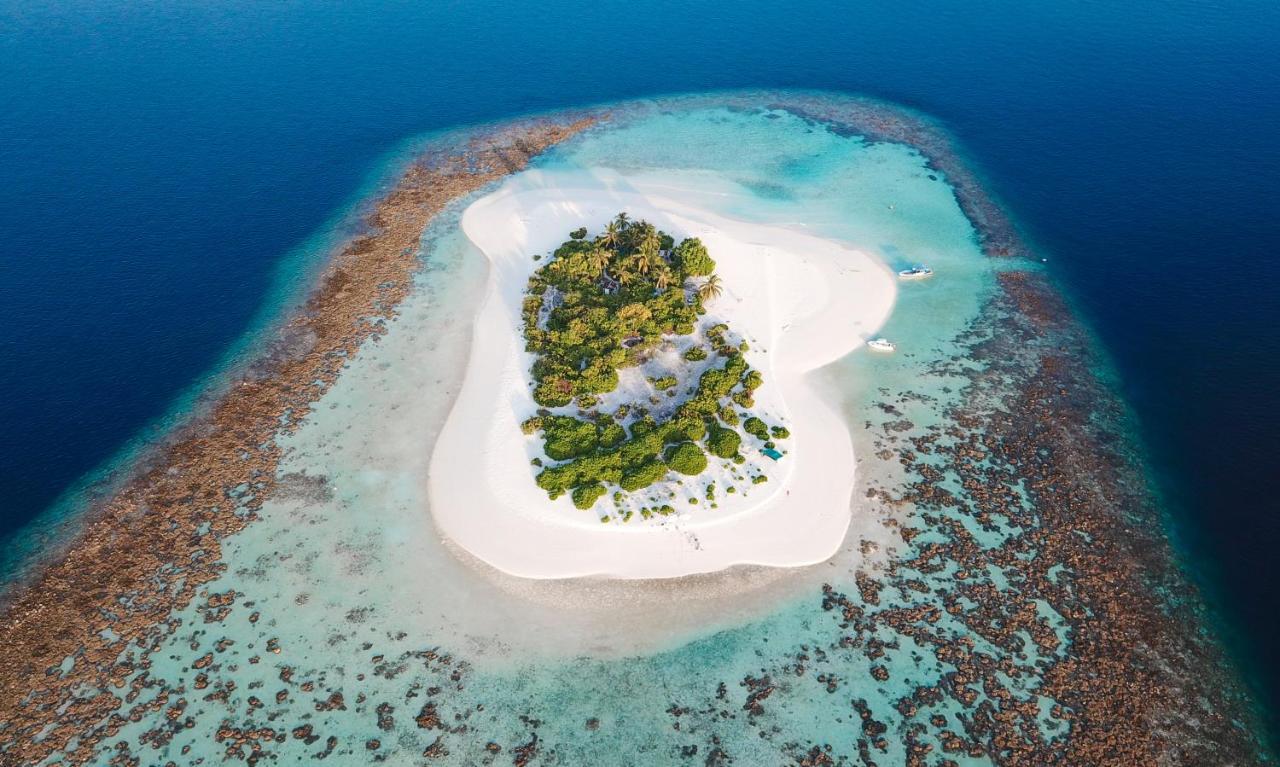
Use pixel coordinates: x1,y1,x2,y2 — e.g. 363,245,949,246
614,212,631,231
654,267,673,291
697,273,723,303
588,248,611,277
634,247,659,276
599,221,621,251
639,226,661,255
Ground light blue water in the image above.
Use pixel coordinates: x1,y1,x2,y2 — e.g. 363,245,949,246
38,97,1036,766
3,0,1279,731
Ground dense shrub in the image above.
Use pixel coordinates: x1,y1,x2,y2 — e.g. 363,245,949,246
671,416,706,442
706,422,742,459
572,483,606,509
770,425,790,440
743,417,770,441
628,416,659,439
666,442,708,475
620,432,664,468
542,417,600,461
522,214,776,503
536,381,575,407
599,422,627,448
524,219,700,410
677,355,749,421
620,460,668,492
535,451,623,498
674,237,716,276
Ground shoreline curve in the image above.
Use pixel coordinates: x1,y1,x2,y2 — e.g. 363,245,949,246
428,167,897,579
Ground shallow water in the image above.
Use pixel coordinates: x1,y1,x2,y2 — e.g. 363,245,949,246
36,97,1038,765
7,4,1280,733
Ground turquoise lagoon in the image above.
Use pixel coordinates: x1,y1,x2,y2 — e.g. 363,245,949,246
55,99,1033,765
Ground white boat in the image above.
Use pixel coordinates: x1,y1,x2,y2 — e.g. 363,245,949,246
898,265,933,280
867,338,896,352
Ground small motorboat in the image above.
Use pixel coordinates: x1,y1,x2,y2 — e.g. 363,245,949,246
867,338,896,352
898,265,933,280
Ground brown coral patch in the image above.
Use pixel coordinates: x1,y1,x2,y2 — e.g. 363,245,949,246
0,113,598,766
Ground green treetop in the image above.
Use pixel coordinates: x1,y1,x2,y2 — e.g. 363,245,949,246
519,214,784,509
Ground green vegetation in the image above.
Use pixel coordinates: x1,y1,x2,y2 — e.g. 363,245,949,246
520,213,780,510
673,237,715,276
743,417,770,441
521,213,711,408
540,416,600,460
620,460,667,492
697,274,724,303
572,483,606,509
718,405,740,426
649,375,677,391
666,442,708,475
706,421,742,459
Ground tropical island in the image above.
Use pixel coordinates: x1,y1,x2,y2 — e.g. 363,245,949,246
427,166,897,579
520,214,790,516
3,88,1272,767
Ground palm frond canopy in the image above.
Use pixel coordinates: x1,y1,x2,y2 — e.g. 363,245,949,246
697,273,723,302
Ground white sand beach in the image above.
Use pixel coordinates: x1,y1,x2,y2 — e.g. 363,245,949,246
428,168,896,579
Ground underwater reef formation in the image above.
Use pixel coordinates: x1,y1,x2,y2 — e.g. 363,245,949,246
0,114,596,766
0,92,1270,765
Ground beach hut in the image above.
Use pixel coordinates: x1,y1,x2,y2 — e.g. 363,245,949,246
762,447,784,461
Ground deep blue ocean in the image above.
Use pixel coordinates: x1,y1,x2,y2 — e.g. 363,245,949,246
2,0,1278,734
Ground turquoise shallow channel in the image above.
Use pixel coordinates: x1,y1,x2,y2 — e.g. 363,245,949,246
12,93,1273,765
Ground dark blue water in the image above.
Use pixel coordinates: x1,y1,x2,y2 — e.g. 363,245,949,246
2,0,1277,729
